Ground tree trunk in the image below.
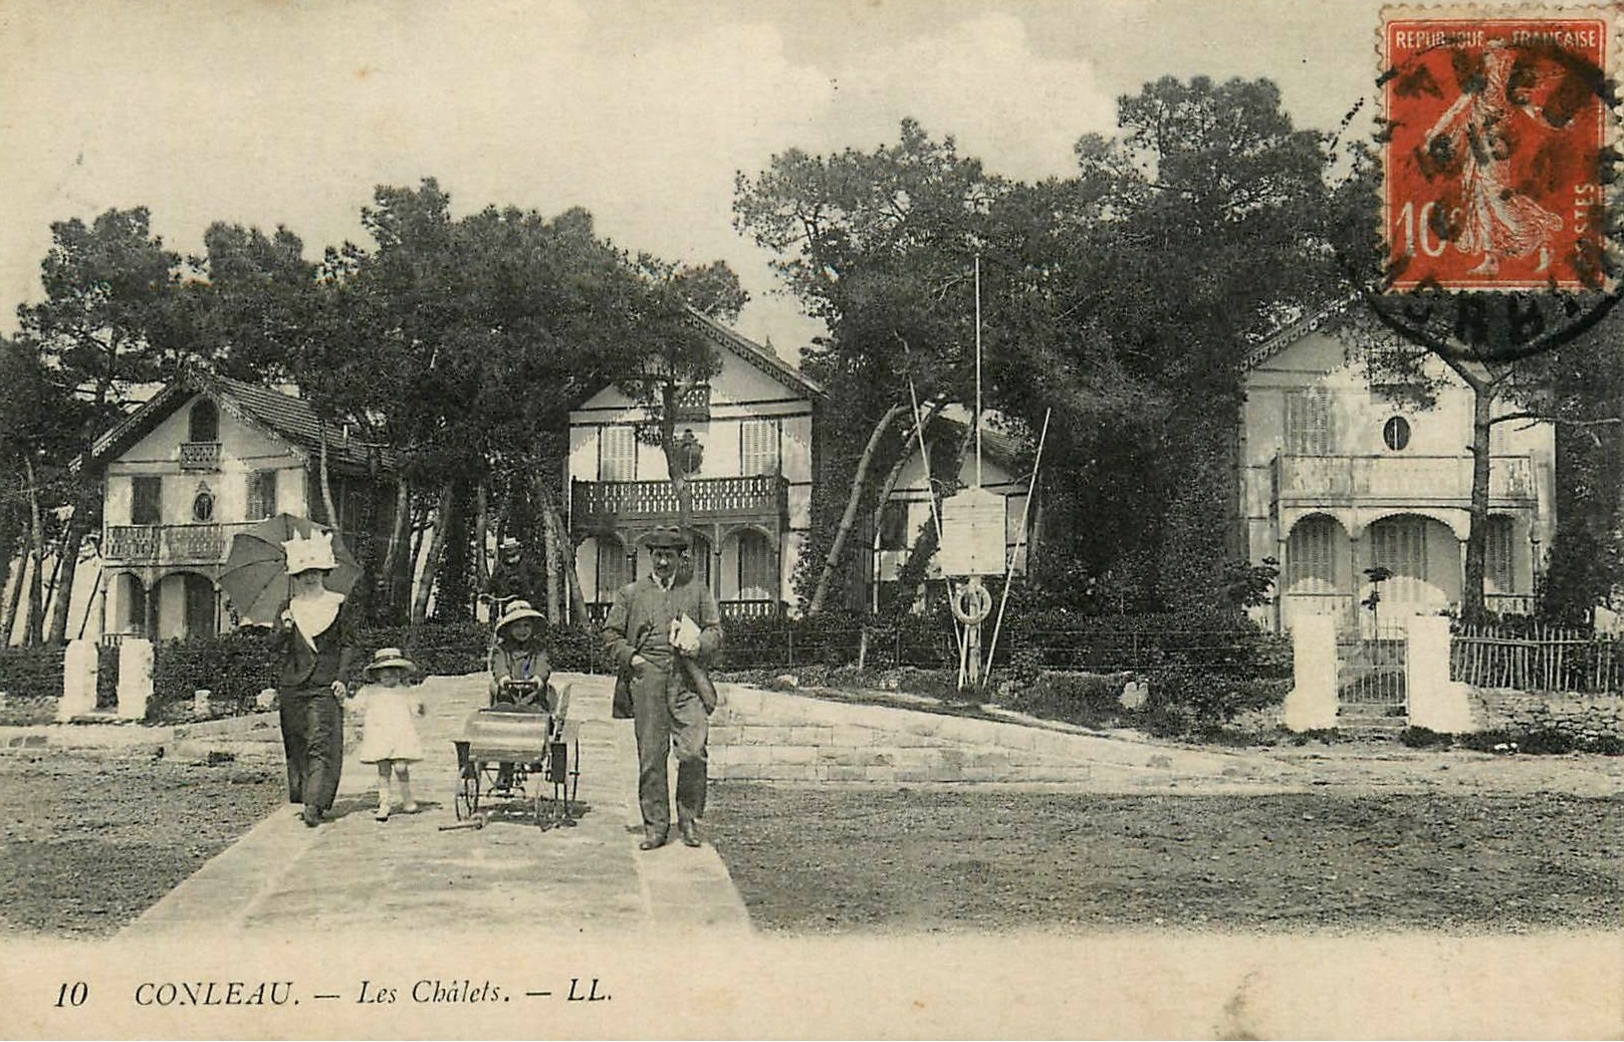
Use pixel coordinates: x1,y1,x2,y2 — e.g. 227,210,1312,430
474,481,491,594
46,515,86,646
808,401,912,615
0,494,21,644
540,490,562,624
23,456,45,646
378,475,411,622
411,482,455,625
865,401,950,614
656,402,696,533
1,552,22,646
318,430,338,528
1462,378,1496,623
536,481,587,624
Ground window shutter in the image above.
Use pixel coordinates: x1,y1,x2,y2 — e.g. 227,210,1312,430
599,427,637,482
132,477,161,525
1285,390,1333,455
740,419,779,476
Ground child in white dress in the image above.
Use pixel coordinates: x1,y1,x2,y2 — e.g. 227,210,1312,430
349,648,425,821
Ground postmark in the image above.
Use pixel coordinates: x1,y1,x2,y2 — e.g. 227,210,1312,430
1381,8,1614,291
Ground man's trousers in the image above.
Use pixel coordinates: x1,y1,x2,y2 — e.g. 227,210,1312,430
629,663,708,831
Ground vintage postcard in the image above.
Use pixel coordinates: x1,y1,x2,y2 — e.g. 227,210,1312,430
0,0,1620,1038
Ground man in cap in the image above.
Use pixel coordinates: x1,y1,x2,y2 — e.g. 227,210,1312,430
601,525,723,850
484,535,545,610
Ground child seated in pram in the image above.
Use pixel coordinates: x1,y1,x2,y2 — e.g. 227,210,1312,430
487,599,558,712
487,600,566,791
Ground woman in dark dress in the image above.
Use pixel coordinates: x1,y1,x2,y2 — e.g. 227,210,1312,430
273,530,359,827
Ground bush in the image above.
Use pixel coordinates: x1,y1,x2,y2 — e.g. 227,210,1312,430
141,618,608,722
1585,734,1624,756
0,645,66,701
1400,726,1453,749
1004,671,1131,729
1145,667,1291,733
97,645,119,709
150,631,281,720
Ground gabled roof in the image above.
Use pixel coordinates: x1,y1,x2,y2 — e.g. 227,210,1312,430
85,370,396,477
931,414,1025,472
683,306,824,397
1241,296,1357,371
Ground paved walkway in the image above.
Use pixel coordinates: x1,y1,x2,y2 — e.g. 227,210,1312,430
121,673,751,939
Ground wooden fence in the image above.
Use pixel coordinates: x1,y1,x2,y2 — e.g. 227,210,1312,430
1451,624,1624,695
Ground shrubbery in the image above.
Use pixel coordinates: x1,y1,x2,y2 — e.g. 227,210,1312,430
0,645,66,701
140,618,607,721
1400,726,1624,755
151,631,280,715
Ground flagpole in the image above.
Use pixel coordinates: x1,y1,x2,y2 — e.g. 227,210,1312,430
974,255,983,490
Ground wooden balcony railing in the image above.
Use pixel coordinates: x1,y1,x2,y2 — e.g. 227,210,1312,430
719,598,781,620
583,599,779,625
103,522,261,566
571,474,786,532
1276,454,1536,507
179,441,222,470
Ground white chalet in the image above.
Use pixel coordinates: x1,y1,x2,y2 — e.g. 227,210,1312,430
84,371,398,642
1240,311,1556,635
567,310,821,620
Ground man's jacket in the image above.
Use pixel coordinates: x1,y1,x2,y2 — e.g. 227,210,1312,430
601,575,722,712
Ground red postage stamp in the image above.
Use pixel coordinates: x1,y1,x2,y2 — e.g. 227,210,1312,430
1382,11,1611,291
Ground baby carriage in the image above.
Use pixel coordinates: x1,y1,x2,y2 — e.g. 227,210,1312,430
452,679,580,829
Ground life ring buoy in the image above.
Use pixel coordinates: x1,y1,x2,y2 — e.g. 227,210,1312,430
949,579,994,626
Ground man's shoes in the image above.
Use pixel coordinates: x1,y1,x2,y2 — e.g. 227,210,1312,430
638,826,668,851
301,806,322,828
677,818,701,848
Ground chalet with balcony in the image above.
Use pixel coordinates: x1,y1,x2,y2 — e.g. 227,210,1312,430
567,310,820,620
83,371,398,642
1239,309,1555,635
869,412,1035,608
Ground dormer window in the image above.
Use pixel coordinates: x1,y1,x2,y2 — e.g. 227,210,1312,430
1383,416,1412,451
181,399,222,470
189,399,219,443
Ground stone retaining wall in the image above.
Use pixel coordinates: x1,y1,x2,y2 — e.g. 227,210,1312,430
1470,688,1623,741
707,685,1254,785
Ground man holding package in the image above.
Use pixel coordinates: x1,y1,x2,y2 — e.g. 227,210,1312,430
601,525,723,850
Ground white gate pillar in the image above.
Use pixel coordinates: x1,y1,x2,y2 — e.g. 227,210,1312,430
1406,615,1476,733
59,639,99,721
117,637,154,721
1282,615,1339,732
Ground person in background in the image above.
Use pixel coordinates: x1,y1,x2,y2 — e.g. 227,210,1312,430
349,648,426,822
273,530,359,828
484,536,544,612
601,525,722,850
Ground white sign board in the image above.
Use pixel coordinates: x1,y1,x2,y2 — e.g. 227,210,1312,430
936,486,1005,576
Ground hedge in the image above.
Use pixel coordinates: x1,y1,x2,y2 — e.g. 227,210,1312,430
140,619,607,721
718,605,1291,678
0,645,66,701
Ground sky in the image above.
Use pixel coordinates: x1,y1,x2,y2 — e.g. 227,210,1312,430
0,0,1456,360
